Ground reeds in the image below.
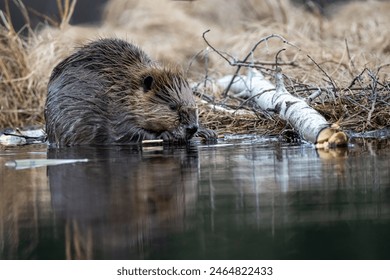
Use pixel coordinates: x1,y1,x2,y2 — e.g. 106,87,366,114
0,7,38,127
0,0,71,128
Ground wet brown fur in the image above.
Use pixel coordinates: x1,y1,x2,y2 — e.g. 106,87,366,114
45,38,216,146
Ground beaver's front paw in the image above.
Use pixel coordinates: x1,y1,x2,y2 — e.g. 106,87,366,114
158,131,188,144
158,131,176,142
195,126,218,143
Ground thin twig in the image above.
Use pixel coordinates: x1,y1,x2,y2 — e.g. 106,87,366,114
203,47,209,89
230,62,275,73
307,54,338,94
237,60,297,66
345,38,355,71
366,70,378,127
193,90,214,104
305,88,322,103
202,30,232,65
275,48,286,66
347,68,367,89
27,7,59,27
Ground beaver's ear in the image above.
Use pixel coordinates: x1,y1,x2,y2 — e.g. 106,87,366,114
143,75,154,92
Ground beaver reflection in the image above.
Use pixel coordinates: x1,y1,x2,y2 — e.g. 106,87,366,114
47,146,199,259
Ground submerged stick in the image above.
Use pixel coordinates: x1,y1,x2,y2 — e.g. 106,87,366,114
218,68,348,148
5,158,88,170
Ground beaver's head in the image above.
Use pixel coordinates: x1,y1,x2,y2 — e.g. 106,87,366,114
114,67,199,143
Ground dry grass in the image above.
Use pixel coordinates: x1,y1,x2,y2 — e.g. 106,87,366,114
0,0,389,135
0,21,40,127
0,0,77,128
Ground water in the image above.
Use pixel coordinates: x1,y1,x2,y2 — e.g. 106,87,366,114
0,137,389,259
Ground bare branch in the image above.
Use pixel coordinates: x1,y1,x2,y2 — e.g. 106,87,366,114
202,31,301,97
307,54,338,94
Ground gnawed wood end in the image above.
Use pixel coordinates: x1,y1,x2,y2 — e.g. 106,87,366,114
316,124,348,149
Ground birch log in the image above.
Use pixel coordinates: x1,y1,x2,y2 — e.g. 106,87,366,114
217,68,348,148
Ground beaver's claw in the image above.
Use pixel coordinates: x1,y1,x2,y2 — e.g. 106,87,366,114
195,126,218,143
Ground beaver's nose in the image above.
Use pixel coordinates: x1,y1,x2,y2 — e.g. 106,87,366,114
186,124,198,138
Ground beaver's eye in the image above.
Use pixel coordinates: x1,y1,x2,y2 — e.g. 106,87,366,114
169,103,178,111
143,75,154,92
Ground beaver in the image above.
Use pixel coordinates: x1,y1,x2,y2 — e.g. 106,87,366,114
45,38,216,146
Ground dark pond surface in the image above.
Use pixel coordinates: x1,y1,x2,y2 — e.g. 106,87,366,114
0,137,389,260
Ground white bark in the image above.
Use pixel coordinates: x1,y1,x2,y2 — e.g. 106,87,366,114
218,68,346,146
